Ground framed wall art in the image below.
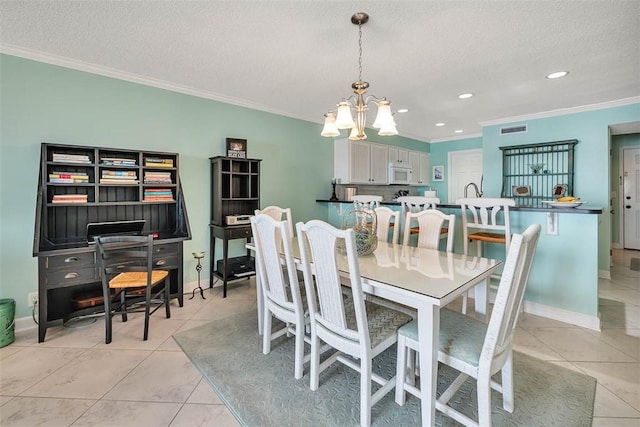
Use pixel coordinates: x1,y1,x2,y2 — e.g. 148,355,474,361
432,165,444,182
226,138,247,158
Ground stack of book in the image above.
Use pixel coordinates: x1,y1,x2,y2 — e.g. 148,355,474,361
100,170,138,184
49,171,90,183
52,194,88,203
145,157,174,168
101,157,136,166
144,171,172,184
52,153,91,164
144,188,174,201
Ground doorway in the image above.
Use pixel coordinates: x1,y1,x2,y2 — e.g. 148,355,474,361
622,147,640,249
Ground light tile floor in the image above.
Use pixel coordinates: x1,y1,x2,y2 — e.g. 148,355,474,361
1,249,638,426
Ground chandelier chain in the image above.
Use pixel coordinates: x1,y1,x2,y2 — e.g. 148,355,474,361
358,22,363,82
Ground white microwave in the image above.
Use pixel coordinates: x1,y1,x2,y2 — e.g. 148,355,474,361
388,162,413,185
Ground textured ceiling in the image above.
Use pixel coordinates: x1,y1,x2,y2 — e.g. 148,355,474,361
1,1,639,143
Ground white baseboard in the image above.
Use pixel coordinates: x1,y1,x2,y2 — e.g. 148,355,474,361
599,269,611,280
15,315,38,332
522,300,601,331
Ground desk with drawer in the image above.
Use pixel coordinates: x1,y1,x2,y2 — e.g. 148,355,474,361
36,240,184,343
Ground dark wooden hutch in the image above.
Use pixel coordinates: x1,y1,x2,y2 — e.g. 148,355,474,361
32,142,191,342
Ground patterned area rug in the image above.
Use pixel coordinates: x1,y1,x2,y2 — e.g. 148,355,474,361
631,258,640,271
174,311,595,427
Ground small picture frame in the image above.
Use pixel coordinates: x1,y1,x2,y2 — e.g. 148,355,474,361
512,185,531,197
226,138,247,159
552,184,567,198
432,165,444,181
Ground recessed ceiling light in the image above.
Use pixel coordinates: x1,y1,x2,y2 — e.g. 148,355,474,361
397,108,409,113
458,93,473,99
546,71,568,79
454,130,464,134
435,122,445,127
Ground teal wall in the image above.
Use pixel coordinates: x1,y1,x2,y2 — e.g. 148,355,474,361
611,133,640,245
482,104,640,271
0,54,426,318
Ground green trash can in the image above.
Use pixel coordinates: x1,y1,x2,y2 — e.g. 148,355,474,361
0,298,16,348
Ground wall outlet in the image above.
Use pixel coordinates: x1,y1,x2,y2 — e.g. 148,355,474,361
28,292,38,308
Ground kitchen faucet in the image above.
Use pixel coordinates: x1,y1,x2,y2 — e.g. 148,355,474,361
464,182,483,198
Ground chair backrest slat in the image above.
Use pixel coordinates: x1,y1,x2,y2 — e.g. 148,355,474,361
95,234,154,282
352,195,383,210
256,206,294,238
296,220,369,348
374,206,400,244
250,213,301,312
402,209,455,252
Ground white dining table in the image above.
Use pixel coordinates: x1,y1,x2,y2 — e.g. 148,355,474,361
248,240,501,426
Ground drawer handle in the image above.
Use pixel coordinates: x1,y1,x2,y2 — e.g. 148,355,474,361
64,257,78,263
156,260,167,266
64,272,79,279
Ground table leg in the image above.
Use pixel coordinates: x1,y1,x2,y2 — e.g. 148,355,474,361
417,302,439,427
222,237,229,298
473,277,489,322
209,230,216,289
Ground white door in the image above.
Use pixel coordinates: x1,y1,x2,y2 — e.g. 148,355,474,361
448,149,483,203
623,147,640,250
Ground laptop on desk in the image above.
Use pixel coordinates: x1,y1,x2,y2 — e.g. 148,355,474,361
86,219,146,244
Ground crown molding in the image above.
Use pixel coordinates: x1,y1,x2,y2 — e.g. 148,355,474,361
429,133,483,144
479,96,640,127
0,43,307,121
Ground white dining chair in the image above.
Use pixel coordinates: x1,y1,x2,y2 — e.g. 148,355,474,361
250,213,308,379
351,195,383,209
374,206,400,244
296,219,413,427
401,208,455,253
457,197,516,313
395,223,541,427
397,196,444,242
256,205,294,238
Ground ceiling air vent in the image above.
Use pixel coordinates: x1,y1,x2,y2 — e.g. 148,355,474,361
500,124,527,135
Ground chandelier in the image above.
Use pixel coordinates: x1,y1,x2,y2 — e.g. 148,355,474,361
321,12,398,141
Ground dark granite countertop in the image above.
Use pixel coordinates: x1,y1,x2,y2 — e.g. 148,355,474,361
315,199,603,214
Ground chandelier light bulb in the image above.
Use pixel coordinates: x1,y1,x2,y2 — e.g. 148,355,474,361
372,101,393,129
335,102,356,129
320,112,340,137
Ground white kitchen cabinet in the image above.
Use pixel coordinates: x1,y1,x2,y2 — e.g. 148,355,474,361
334,138,389,184
408,151,430,185
388,146,409,164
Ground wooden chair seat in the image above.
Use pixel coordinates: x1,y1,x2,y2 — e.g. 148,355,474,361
410,226,448,235
110,271,168,289
468,232,506,244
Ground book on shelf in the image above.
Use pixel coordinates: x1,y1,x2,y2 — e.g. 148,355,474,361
99,178,139,184
100,157,137,166
101,170,137,177
49,178,90,184
144,171,172,183
52,153,91,164
52,194,88,203
144,157,174,168
51,171,89,176
49,172,89,183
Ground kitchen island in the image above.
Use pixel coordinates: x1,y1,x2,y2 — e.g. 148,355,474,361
316,199,603,330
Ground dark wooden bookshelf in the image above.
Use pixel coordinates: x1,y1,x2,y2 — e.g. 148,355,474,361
33,142,191,342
